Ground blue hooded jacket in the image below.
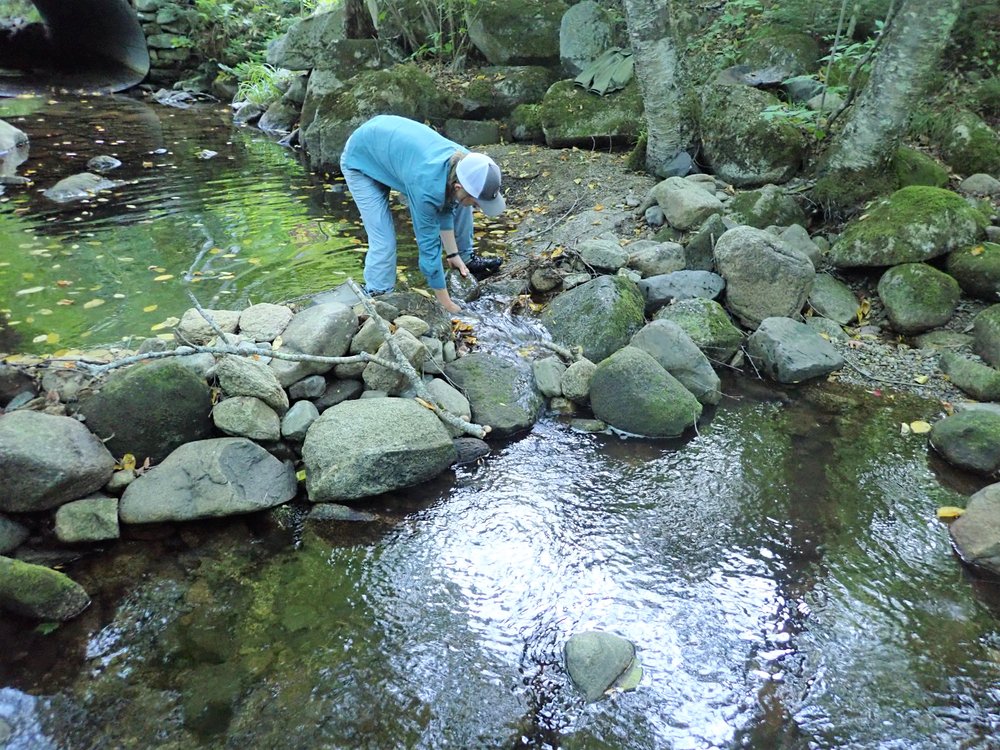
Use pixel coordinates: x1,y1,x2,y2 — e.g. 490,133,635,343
341,115,466,289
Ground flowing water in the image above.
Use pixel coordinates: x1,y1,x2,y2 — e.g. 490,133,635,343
1,96,999,750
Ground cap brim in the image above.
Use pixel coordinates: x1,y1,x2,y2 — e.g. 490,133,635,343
476,193,506,217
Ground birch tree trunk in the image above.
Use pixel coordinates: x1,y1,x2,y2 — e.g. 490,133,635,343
815,0,960,210
622,0,692,177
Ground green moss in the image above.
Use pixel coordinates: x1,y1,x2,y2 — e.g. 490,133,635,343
0,556,90,620
892,147,949,188
946,242,1000,300
830,186,988,266
539,79,644,148
741,25,820,74
973,77,1000,117
626,133,647,172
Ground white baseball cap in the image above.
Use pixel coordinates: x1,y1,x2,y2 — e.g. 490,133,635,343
456,153,506,217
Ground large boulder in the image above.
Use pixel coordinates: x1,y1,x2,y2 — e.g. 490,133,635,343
77,361,214,464
0,556,90,621
269,302,358,386
714,225,814,328
0,411,115,513
876,263,961,334
950,483,1000,577
808,272,859,325
828,186,987,267
559,0,619,75
542,275,646,363
939,111,1000,176
54,494,120,543
467,0,567,66
938,352,1000,402
302,65,455,173
459,66,557,120
217,355,289,414
630,320,722,405
739,27,819,79
699,82,806,187
746,317,844,384
119,438,297,523
443,353,544,438
637,270,726,315
589,346,702,437
302,398,456,501
540,79,643,149
930,409,1000,476
362,329,429,395
266,8,347,70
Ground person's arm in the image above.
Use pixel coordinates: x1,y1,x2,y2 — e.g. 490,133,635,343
411,204,462,313
440,229,469,278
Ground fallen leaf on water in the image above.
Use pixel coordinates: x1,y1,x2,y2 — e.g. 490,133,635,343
154,274,174,282
15,286,45,296
82,299,105,309
143,304,158,313
936,506,965,520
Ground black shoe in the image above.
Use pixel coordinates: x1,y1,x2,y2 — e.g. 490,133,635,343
465,253,502,277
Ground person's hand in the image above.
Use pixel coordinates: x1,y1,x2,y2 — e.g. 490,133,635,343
447,253,469,278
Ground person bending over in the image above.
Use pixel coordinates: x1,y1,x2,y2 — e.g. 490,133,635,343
340,114,505,313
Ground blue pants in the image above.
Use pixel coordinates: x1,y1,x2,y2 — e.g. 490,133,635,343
341,166,474,294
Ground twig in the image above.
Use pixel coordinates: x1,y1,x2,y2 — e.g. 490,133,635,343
537,340,584,362
516,196,586,242
347,278,491,439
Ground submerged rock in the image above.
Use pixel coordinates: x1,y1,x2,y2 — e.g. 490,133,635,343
930,410,1000,476
42,172,119,203
564,630,641,702
0,556,90,621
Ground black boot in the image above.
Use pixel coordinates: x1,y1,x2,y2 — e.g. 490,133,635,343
465,253,502,277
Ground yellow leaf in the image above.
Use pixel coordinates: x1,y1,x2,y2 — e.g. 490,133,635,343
412,288,433,299
550,246,564,258
936,506,965,520
150,316,180,331
143,304,158,313
414,397,436,411
909,420,932,434
32,334,48,344
971,245,985,256
295,469,307,482
593,204,604,211
247,257,261,265
913,374,929,384
83,299,105,309
15,286,45,296
154,274,174,282
121,453,136,471
856,298,871,323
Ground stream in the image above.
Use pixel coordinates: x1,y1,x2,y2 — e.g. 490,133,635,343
1,95,999,750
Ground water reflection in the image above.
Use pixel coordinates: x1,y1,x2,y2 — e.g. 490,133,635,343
0,94,364,354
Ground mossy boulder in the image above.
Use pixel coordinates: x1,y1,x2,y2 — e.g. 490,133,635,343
466,0,567,66
302,65,456,173
940,111,1000,176
443,353,544,438
77,360,214,465
828,186,988,267
653,296,743,363
700,82,806,187
930,409,1000,476
461,66,556,119
740,26,820,78
540,79,643,149
509,103,545,142
729,184,808,228
938,352,1000,402
0,556,90,621
974,304,1000,367
893,146,949,189
541,275,646,363
947,242,1000,301
876,263,960,334
589,346,703,438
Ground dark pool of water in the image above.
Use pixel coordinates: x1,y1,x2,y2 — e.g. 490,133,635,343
1,96,999,750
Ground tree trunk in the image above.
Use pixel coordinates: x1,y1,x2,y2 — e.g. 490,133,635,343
816,0,960,206
622,0,692,177
345,0,378,39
